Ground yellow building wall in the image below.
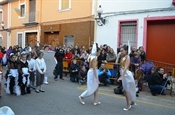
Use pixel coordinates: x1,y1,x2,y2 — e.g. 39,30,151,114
41,0,93,22
10,26,38,46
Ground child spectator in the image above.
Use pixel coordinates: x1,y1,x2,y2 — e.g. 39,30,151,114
78,64,87,85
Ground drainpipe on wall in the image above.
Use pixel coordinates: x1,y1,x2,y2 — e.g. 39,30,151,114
93,0,98,43
7,2,11,48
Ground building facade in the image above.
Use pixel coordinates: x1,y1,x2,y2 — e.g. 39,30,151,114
95,0,175,67
0,0,96,49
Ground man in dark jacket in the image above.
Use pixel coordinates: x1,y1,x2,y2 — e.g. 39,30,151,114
70,59,80,82
148,67,168,96
54,48,65,80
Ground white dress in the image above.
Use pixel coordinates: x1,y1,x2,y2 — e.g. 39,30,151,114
80,69,99,97
120,68,136,102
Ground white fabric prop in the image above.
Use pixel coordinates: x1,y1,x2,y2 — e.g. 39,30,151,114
87,42,97,62
0,106,15,115
21,68,30,86
127,40,131,55
0,71,2,83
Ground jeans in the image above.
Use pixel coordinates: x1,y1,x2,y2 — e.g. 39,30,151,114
149,85,165,94
99,77,111,86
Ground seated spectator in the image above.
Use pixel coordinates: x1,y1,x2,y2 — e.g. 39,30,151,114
139,46,146,63
64,48,73,65
78,64,87,85
73,50,80,59
70,59,80,82
98,63,111,86
148,67,169,96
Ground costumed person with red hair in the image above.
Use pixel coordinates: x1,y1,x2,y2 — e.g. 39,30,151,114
79,42,101,106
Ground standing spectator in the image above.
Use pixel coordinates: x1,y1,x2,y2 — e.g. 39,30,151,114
139,46,146,63
64,48,73,65
54,48,64,80
6,46,13,62
0,65,2,97
106,48,116,62
0,48,4,64
130,51,141,73
97,49,107,68
35,52,46,93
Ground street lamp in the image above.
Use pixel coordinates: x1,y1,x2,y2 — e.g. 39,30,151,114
1,21,11,33
95,5,106,26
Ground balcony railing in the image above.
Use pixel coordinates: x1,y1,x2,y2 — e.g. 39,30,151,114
21,11,39,25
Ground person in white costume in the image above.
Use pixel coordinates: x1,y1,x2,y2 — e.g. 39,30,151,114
117,45,136,111
79,43,101,106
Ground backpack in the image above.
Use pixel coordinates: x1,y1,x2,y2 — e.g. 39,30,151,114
114,86,123,95
140,61,154,76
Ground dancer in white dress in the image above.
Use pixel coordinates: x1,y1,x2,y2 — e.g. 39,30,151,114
79,43,100,105
118,45,136,111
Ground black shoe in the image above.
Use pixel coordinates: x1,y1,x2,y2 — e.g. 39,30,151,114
39,89,45,92
152,93,157,96
161,93,166,95
60,78,64,80
54,78,58,81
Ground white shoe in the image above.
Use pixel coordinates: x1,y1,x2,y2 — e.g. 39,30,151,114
79,96,85,105
123,105,131,111
94,102,101,106
44,82,48,85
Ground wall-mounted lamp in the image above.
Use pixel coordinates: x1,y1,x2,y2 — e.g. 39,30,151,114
95,5,106,26
1,22,11,33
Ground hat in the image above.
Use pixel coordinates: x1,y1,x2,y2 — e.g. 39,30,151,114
10,53,15,57
88,42,97,62
21,51,27,55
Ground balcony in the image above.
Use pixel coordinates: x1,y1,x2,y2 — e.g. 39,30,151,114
21,11,39,26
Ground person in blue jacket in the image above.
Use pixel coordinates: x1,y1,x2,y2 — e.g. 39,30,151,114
98,63,111,86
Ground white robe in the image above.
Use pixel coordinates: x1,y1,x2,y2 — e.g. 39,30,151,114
120,68,136,101
80,69,99,97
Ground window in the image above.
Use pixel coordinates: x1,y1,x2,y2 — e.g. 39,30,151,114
59,0,71,11
0,11,2,23
119,21,137,47
0,36,2,46
18,33,23,47
64,35,74,47
20,4,25,17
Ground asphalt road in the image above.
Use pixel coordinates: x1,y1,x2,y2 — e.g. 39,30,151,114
0,76,175,115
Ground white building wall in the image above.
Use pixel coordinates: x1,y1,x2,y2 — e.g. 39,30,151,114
95,0,175,53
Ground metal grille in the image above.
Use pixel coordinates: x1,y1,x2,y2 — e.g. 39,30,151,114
18,34,22,47
120,22,137,47
64,35,74,47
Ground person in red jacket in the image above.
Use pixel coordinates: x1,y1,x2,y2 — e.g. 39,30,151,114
0,48,4,64
64,48,73,65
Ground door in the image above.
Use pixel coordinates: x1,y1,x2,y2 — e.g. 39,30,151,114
147,20,175,65
44,32,59,48
26,32,37,47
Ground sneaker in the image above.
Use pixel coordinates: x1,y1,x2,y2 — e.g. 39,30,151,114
94,102,101,106
44,82,48,85
35,90,40,93
60,78,64,80
39,89,45,92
